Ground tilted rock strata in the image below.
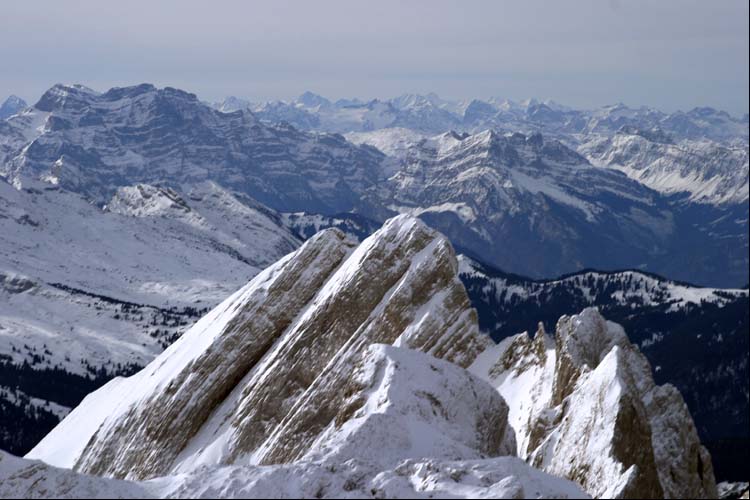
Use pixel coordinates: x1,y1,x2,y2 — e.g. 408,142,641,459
28,215,492,480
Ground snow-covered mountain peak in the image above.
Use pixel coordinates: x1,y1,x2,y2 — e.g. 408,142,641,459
471,307,718,498
211,96,252,113
34,84,100,113
296,91,331,109
554,307,629,375
616,124,675,144
0,95,28,119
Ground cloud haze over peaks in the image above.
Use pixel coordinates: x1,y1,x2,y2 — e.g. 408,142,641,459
0,0,748,114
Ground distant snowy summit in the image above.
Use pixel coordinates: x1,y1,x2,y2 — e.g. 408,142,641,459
215,90,749,206
0,95,27,119
215,90,749,145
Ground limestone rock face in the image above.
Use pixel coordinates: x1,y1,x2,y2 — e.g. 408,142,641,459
27,215,493,481
471,307,718,499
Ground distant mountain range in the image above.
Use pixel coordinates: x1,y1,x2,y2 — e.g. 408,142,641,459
214,91,749,144
217,91,749,207
3,84,747,287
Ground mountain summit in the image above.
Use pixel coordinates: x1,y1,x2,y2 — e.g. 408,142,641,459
0,95,27,119
28,216,494,478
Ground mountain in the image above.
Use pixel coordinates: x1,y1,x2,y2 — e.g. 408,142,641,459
661,107,750,144
580,130,749,205
28,215,492,477
20,216,713,498
19,216,583,498
467,100,749,145
257,213,748,480
0,84,386,212
471,308,717,498
345,127,426,157
0,96,27,120
296,90,332,109
459,256,749,481
373,129,748,287
210,95,251,113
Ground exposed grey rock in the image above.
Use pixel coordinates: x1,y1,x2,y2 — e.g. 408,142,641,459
472,308,718,499
28,215,493,481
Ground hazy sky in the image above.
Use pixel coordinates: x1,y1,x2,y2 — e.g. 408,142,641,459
1,0,748,114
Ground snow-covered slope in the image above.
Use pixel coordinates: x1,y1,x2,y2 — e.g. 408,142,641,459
471,308,717,499
580,131,749,204
0,178,300,454
0,451,149,499
0,178,298,319
5,449,587,499
2,179,298,297
345,127,426,158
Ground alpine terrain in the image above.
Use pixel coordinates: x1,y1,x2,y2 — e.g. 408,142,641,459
0,216,716,499
0,83,746,498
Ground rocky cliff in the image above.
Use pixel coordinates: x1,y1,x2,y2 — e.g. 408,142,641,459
471,308,717,498
27,215,494,480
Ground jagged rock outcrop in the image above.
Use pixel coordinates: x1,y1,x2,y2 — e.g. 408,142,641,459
471,308,718,499
27,215,493,480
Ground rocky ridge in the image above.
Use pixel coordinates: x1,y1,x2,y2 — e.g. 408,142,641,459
471,308,717,498
28,216,494,479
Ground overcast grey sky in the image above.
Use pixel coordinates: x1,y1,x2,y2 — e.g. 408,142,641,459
1,0,748,114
